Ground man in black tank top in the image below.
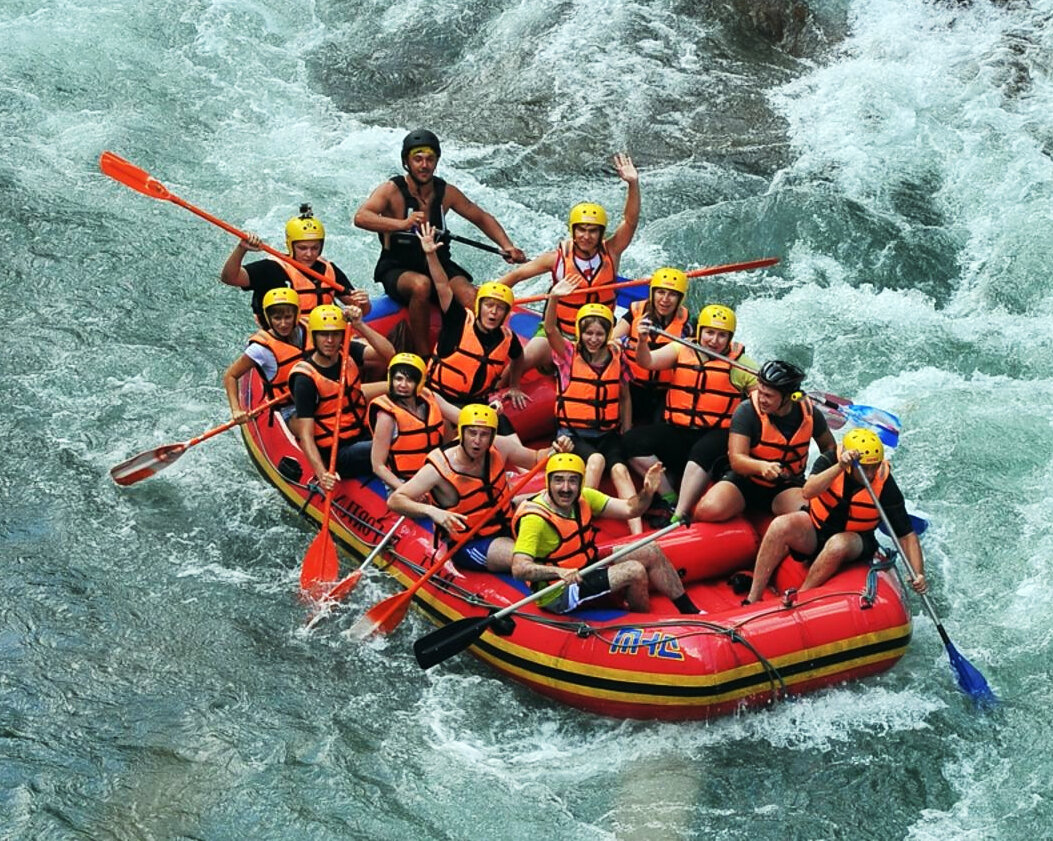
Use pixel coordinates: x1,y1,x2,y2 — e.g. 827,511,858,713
353,129,527,357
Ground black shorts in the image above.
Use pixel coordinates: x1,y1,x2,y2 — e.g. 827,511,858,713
562,428,627,469
718,470,805,513
374,253,474,305
622,423,729,477
538,567,612,614
627,382,667,426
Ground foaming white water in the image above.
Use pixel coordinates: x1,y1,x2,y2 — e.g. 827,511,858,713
772,0,1053,315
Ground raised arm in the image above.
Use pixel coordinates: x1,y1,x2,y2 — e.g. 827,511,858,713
604,153,640,260
344,306,395,366
219,233,261,288
601,461,661,519
417,221,454,312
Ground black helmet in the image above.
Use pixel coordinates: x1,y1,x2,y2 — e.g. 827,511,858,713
401,129,441,163
757,360,805,394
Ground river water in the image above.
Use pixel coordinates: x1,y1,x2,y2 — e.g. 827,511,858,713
2,0,1051,838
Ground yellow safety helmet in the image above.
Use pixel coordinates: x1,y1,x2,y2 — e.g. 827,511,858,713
842,428,885,465
285,204,325,253
575,302,615,341
474,281,515,319
546,452,586,479
307,304,346,334
568,202,608,231
650,267,688,297
696,304,737,340
457,403,499,440
261,287,301,326
387,352,427,395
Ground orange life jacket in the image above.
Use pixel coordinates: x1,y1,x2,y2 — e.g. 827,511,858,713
425,443,511,539
367,391,445,481
270,256,340,315
624,299,690,386
246,327,308,402
426,311,513,401
663,342,746,430
289,354,368,450
512,493,598,587
554,345,623,433
809,452,890,534
550,241,617,338
748,391,814,487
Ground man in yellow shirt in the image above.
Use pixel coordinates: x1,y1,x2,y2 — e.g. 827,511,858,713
511,454,700,614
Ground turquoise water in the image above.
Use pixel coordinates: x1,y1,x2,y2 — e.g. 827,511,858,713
2,0,1051,837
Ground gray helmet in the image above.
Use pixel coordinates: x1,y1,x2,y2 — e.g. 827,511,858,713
757,360,805,394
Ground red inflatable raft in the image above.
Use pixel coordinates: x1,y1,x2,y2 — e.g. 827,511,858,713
237,295,912,720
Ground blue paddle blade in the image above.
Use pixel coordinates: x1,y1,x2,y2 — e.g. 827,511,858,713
879,512,928,537
946,641,999,708
841,403,901,447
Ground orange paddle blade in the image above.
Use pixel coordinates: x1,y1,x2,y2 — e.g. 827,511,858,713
324,570,362,603
109,443,187,486
347,591,412,641
300,527,339,590
99,151,172,200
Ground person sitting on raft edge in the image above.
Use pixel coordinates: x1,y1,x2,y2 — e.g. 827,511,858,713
352,129,527,358
511,453,701,615
740,427,928,605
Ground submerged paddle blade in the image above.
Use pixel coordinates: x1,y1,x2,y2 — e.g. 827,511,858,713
348,591,411,641
300,529,339,590
109,443,186,486
945,641,998,708
99,151,172,200
325,570,362,603
414,616,491,669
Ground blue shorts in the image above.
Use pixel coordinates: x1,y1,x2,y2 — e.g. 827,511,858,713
452,537,496,571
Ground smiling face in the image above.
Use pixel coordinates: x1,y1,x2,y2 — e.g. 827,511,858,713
651,288,681,319
579,319,610,355
405,148,438,183
754,381,791,414
265,304,298,339
698,326,731,354
571,223,603,257
547,471,583,510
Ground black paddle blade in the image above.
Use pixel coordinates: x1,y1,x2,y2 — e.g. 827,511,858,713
414,616,495,670
946,641,998,708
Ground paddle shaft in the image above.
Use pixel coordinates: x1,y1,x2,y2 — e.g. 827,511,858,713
487,521,681,622
190,394,285,447
99,151,341,293
446,232,506,256
413,522,684,668
855,465,943,630
324,515,406,598
512,257,779,306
